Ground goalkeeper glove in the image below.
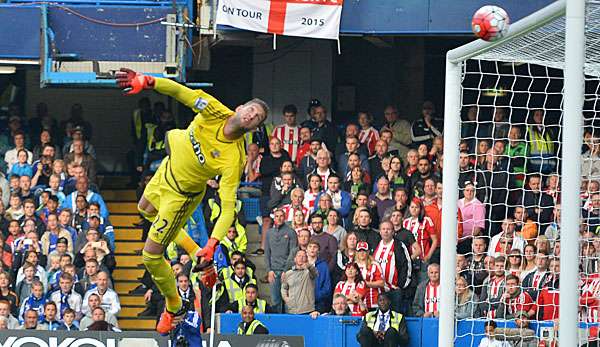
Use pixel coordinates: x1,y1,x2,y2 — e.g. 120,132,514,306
115,67,155,95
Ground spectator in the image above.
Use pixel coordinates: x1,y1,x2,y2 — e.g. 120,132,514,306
525,109,557,174
544,204,561,248
506,249,524,279
357,292,410,347
4,196,23,225
41,213,73,255
404,149,419,178
4,131,32,172
278,186,307,222
64,139,96,184
357,112,380,157
355,241,384,310
456,275,479,320
308,149,337,187
333,232,358,285
257,137,291,252
265,209,297,313
369,176,395,222
531,257,559,321
82,271,120,316
290,209,309,236
19,309,43,330
387,156,407,192
518,174,554,229
478,321,511,347
18,176,34,203
479,256,507,319
411,101,443,148
334,262,367,316
368,140,391,182
513,206,538,245
408,157,440,199
18,199,45,235
56,308,78,331
403,198,438,273
15,257,46,300
85,307,121,332
344,166,371,205
0,299,19,329
488,218,526,257
50,272,82,321
303,174,323,211
281,248,317,314
39,301,60,330
497,274,534,320
308,214,338,271
325,209,347,244
85,206,115,250
226,283,271,314
373,221,412,314
381,105,412,159
0,272,18,316
521,251,552,301
412,263,441,317
352,208,380,251
389,209,421,262
272,104,301,162
309,105,338,152
32,130,61,162
61,177,108,219
222,260,255,304
9,150,33,178
306,240,332,313
237,305,268,335
241,143,261,186
298,138,322,180
18,279,45,321
337,136,369,178
457,181,486,254
475,149,510,236
310,293,351,318
316,175,352,225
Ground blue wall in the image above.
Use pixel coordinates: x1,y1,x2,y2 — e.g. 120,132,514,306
219,314,579,347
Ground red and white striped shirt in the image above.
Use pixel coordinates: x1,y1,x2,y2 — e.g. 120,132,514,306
504,291,534,317
303,191,321,211
358,262,383,309
373,240,398,291
424,282,441,314
402,216,435,261
534,287,560,320
272,125,301,162
359,127,380,156
334,280,367,316
281,204,309,223
581,277,600,323
487,277,505,319
314,168,333,186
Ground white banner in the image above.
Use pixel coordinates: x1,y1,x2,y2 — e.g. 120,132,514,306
216,0,344,41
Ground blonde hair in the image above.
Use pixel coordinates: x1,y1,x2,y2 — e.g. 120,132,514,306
455,276,471,304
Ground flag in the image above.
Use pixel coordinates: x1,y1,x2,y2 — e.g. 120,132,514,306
216,0,344,41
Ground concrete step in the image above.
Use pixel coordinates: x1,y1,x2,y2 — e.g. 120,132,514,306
115,241,144,255
115,281,141,295
102,190,138,202
111,215,141,228
107,202,139,214
115,255,143,268
115,229,143,241
246,224,260,244
118,318,155,331
113,267,145,281
118,306,146,318
120,295,146,306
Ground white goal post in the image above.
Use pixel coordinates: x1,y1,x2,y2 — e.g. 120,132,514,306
440,0,586,345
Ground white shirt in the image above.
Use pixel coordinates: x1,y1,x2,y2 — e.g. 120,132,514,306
488,232,525,258
478,337,511,347
50,289,83,319
82,287,121,316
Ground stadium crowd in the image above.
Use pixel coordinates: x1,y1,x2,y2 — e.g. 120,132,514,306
0,95,596,344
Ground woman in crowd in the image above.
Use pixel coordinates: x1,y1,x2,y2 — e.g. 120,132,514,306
534,235,551,256
403,198,438,279
455,275,478,319
520,244,537,281
291,210,309,236
476,140,490,167
505,248,523,278
358,111,379,156
313,193,333,224
354,242,384,310
334,262,367,316
9,150,33,178
333,232,358,285
457,181,485,254
325,209,346,244
303,174,323,211
387,156,407,192
343,166,370,205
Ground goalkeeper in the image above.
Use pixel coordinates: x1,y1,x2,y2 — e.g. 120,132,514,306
116,68,269,334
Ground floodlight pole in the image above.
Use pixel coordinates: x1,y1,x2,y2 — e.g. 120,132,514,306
561,0,585,344
439,59,462,346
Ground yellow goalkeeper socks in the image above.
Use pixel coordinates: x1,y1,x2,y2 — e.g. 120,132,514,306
174,230,201,257
142,250,182,313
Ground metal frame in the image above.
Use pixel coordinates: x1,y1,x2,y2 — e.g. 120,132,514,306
440,0,584,344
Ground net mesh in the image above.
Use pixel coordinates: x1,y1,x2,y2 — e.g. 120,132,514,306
453,1,600,345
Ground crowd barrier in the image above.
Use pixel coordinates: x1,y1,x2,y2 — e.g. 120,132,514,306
218,314,595,347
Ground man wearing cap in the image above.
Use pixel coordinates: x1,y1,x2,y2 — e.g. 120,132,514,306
62,125,96,159
410,101,443,148
357,292,409,347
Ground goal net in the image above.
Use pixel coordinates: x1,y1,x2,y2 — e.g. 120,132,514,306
442,1,600,346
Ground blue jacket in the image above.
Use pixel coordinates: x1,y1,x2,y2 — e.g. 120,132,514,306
171,311,202,345
336,152,370,178
314,258,332,310
9,163,33,178
314,190,352,221
61,190,109,219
